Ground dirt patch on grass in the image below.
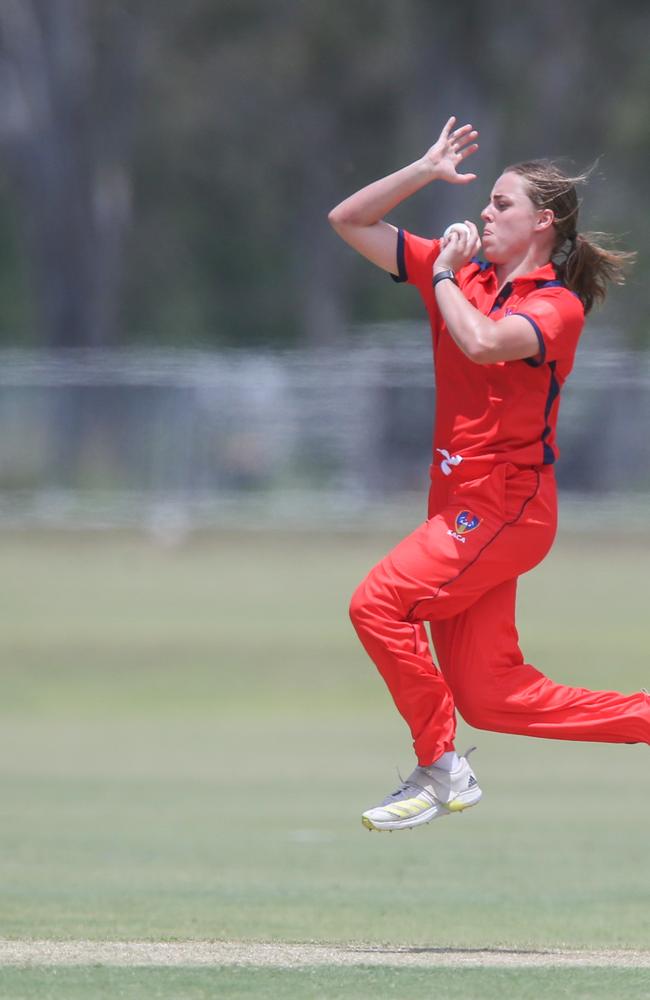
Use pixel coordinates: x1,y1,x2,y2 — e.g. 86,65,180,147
0,941,649,968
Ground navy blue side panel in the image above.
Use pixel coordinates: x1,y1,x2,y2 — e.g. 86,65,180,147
390,228,408,283
514,312,546,367
541,361,560,464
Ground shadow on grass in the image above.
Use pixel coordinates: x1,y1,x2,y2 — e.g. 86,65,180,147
348,946,553,956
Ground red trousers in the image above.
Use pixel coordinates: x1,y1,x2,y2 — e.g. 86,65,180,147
350,462,650,765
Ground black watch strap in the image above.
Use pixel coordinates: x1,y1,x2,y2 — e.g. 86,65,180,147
433,269,457,288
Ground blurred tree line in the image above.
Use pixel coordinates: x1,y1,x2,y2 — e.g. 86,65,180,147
0,0,647,349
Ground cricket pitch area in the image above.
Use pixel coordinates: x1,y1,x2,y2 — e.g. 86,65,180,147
0,527,648,997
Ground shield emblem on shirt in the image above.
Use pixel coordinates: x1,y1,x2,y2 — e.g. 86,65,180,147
455,510,481,534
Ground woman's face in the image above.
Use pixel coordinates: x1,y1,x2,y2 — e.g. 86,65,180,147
480,171,544,263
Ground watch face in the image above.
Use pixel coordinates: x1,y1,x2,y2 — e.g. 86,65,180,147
433,269,456,286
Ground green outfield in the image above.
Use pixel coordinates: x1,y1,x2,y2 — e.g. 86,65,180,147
0,524,649,998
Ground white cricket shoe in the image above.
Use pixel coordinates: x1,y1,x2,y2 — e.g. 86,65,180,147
361,749,482,832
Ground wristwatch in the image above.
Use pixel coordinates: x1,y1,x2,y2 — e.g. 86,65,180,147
433,268,457,288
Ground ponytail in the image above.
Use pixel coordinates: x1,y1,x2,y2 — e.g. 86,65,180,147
555,231,635,315
505,160,635,315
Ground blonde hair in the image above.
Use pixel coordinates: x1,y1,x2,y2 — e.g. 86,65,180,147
505,160,635,314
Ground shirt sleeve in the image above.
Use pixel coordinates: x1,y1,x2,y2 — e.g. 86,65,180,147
391,228,442,292
513,288,585,366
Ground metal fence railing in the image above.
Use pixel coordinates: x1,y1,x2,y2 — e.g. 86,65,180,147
1,333,649,529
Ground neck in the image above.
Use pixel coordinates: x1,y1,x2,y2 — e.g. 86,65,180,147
494,246,552,288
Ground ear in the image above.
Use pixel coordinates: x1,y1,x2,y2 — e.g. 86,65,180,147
535,208,554,232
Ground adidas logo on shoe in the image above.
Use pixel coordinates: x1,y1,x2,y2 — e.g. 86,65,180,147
361,749,483,832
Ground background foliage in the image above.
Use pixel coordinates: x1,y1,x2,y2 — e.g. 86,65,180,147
0,0,647,348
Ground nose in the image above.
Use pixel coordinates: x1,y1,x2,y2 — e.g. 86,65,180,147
480,204,493,223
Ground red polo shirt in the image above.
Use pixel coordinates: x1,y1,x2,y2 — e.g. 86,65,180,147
393,228,585,471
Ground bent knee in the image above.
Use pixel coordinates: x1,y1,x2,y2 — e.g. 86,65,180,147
453,686,496,731
349,579,372,627
349,572,400,628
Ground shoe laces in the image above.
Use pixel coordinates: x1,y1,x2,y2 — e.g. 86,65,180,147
382,747,479,805
380,767,423,805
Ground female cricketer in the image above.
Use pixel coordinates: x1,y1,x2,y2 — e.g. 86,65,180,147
328,116,648,832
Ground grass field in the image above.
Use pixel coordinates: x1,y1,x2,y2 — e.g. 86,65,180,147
0,524,649,998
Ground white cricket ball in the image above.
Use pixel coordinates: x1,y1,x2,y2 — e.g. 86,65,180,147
443,222,471,240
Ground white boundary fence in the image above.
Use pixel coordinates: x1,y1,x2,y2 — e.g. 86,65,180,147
0,331,649,531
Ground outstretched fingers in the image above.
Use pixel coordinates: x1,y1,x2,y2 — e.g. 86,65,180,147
441,116,457,139
451,123,476,142
452,127,479,182
426,118,480,184
454,129,479,156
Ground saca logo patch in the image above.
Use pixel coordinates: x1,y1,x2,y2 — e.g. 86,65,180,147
447,510,481,544
455,510,481,534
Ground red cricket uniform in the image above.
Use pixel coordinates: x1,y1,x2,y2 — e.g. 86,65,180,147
349,228,650,765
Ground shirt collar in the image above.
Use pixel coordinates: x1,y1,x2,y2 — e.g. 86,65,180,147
473,259,558,285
